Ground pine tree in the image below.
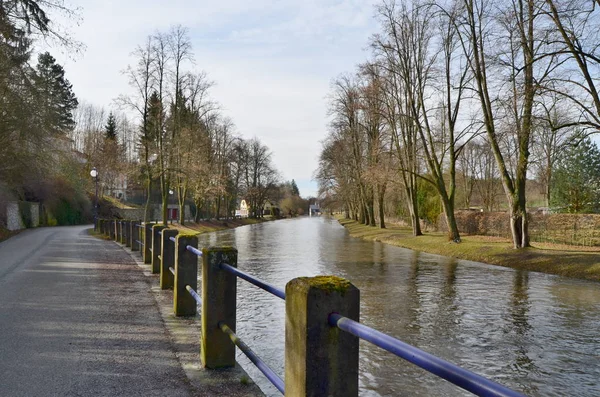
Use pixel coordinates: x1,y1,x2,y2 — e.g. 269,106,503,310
551,137,600,213
291,179,300,196
34,52,78,135
105,112,117,141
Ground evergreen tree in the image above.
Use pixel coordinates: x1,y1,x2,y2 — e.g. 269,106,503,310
34,52,78,135
105,112,117,141
291,179,300,196
551,137,600,213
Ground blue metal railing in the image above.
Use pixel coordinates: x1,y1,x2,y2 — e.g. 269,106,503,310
186,245,203,257
220,263,285,300
109,220,525,397
328,313,525,397
220,264,524,397
186,285,202,305
219,322,285,394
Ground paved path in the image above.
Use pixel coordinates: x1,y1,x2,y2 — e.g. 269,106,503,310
0,226,213,396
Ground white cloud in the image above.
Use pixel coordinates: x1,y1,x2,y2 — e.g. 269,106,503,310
46,0,380,197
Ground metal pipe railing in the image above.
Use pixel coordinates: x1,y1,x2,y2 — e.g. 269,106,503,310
328,313,526,397
186,285,202,305
220,263,285,300
218,322,284,394
186,245,203,257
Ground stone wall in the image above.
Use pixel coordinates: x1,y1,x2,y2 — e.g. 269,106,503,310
6,202,24,231
6,201,40,231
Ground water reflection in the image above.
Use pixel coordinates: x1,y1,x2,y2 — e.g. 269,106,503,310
197,217,600,396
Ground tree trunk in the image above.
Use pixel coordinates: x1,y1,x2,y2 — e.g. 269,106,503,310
378,184,386,229
442,199,461,242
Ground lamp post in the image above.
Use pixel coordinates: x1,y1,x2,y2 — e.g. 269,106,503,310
90,167,98,230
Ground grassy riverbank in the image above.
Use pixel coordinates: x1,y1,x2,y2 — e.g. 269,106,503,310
170,217,271,235
338,218,600,282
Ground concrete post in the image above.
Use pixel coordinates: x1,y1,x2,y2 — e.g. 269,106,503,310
143,223,153,264
151,224,167,274
285,276,360,397
201,247,237,369
122,220,130,247
109,220,116,240
120,221,128,245
160,229,178,289
127,220,136,248
98,219,103,235
131,221,140,252
174,234,198,316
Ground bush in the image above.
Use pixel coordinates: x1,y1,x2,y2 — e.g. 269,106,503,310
18,201,32,228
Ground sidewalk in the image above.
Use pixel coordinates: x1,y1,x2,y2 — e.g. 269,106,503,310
0,225,262,396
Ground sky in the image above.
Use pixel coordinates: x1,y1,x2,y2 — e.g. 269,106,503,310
46,0,381,198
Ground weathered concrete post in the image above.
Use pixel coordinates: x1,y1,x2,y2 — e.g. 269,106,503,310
122,220,130,247
201,247,237,369
173,234,198,316
160,229,178,289
109,220,116,240
98,219,103,235
120,221,125,243
115,220,120,242
131,221,140,252
285,276,360,397
143,223,153,264
151,224,167,274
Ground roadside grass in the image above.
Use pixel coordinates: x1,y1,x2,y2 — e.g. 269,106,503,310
338,217,600,282
0,227,20,243
86,228,112,240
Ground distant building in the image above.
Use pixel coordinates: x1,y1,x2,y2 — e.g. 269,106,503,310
235,199,249,218
309,203,321,216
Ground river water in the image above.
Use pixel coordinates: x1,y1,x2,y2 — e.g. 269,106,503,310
197,217,600,396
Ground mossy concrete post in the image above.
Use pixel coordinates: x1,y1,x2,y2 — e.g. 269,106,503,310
285,276,360,397
160,229,178,289
174,234,198,316
151,224,167,274
201,247,238,369
123,219,131,247
121,221,129,245
143,223,153,264
131,221,140,252
125,220,135,247
109,220,116,240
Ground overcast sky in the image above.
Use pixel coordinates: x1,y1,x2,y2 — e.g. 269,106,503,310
48,0,381,197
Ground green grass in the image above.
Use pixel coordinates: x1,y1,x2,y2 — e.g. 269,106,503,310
338,217,600,282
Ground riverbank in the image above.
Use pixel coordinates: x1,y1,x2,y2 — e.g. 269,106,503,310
338,217,600,282
171,217,272,235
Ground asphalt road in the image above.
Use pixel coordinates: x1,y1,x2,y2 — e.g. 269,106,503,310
0,225,196,396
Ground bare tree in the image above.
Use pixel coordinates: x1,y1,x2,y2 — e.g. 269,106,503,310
117,36,157,221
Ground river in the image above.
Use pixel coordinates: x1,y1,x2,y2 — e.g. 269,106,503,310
196,216,600,396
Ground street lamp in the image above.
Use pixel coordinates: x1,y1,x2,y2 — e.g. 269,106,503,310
90,167,98,230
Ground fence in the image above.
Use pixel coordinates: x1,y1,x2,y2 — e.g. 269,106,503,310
97,218,527,397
